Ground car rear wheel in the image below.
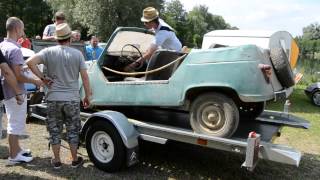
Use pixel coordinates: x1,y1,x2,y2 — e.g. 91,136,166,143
85,121,126,172
190,93,239,138
312,90,320,106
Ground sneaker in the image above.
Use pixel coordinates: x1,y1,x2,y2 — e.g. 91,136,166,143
21,149,32,156
71,156,84,168
51,159,62,169
7,151,33,165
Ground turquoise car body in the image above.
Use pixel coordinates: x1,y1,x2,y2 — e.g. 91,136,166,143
82,27,276,108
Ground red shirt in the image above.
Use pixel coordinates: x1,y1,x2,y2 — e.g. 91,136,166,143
17,37,31,49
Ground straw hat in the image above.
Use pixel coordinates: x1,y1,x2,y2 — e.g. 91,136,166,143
141,7,159,22
55,23,72,40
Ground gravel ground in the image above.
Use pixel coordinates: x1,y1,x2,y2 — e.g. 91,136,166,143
1,117,319,180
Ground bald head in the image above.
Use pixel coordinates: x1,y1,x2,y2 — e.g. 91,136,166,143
6,17,24,32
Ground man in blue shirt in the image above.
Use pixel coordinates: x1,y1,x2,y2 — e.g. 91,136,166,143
85,36,103,60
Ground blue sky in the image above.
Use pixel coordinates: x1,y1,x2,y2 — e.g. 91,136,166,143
177,0,320,37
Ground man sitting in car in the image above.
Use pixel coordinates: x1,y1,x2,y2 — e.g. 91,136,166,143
125,7,182,71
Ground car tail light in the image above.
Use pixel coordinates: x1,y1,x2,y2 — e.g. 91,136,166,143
258,64,272,83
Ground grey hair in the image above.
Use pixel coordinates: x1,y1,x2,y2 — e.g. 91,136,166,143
6,17,23,31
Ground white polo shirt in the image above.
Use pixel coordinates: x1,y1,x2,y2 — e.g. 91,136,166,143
152,19,182,51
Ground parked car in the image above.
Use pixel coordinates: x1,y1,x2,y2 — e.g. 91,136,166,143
305,82,320,106
74,28,299,138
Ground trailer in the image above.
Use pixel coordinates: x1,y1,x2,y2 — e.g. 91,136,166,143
28,103,309,172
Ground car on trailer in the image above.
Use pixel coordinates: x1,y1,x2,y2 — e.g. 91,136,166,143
78,28,300,138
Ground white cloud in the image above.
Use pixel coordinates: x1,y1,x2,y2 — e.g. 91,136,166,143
177,0,320,36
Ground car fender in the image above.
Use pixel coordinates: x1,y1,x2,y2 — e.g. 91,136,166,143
80,110,139,149
182,85,240,103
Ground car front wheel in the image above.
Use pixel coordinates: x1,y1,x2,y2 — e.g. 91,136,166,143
190,92,239,138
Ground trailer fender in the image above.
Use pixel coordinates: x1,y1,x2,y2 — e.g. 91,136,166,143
80,110,139,149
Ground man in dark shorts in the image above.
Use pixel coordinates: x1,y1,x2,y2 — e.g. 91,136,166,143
27,23,91,169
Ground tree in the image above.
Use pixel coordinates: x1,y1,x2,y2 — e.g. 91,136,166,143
47,0,164,41
185,5,234,47
0,0,52,38
162,0,188,45
298,23,320,59
302,23,320,40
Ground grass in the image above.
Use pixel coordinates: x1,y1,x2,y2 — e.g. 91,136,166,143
0,85,319,179
267,85,320,154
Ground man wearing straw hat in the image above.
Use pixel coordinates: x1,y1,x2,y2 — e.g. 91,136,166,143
125,7,182,71
27,23,91,169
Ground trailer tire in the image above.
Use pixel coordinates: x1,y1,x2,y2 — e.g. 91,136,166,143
270,47,295,88
190,92,239,138
85,121,126,172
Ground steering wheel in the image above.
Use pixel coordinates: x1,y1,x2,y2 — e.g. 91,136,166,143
120,44,144,70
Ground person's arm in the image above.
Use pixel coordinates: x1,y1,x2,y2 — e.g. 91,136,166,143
80,69,91,108
42,25,55,40
124,44,157,72
0,63,22,94
12,64,43,86
26,55,51,86
136,44,157,64
0,63,24,104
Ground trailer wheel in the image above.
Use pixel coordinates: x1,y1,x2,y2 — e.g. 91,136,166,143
190,93,239,138
312,90,320,106
270,47,295,88
85,121,126,172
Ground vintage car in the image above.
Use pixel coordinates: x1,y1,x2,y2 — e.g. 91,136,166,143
76,27,299,138
305,82,320,106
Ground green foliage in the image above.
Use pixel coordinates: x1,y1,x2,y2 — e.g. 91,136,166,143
185,5,236,47
0,0,52,38
163,2,236,47
162,0,188,45
47,0,164,41
298,23,320,60
0,0,235,47
302,23,320,40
